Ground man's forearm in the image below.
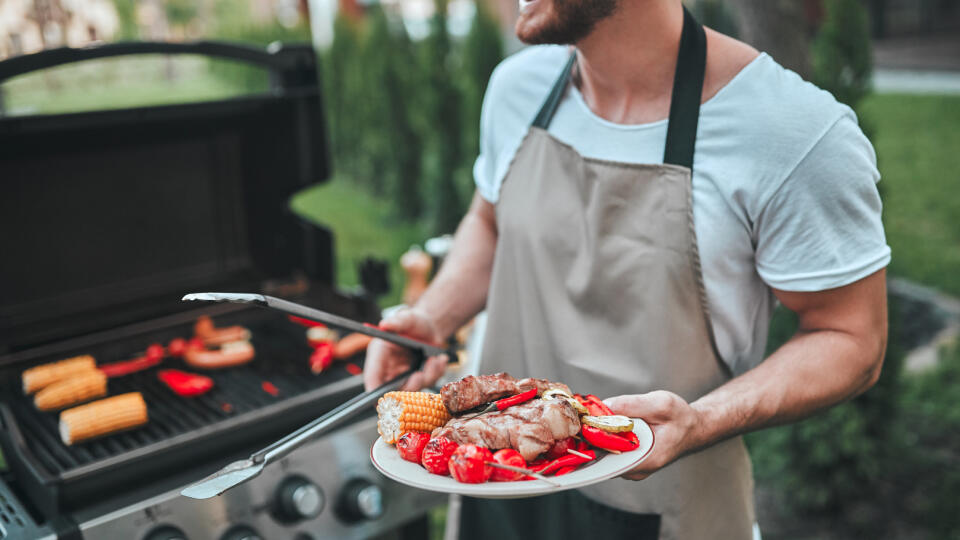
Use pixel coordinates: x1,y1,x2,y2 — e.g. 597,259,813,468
689,324,885,454
414,193,498,339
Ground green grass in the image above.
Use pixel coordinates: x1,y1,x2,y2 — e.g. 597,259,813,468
291,177,428,307
860,93,960,296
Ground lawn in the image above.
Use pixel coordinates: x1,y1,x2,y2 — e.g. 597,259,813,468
860,93,960,296
290,177,429,308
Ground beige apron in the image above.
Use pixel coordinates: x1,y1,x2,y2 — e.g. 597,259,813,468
477,9,755,539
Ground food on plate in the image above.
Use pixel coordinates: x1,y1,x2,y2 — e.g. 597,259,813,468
194,316,251,346
545,437,577,460
432,399,581,461
421,436,459,475
490,449,526,482
440,372,570,414
397,431,432,463
581,425,641,453
184,340,255,369
158,369,214,397
59,392,148,445
376,391,451,444
333,333,373,359
580,414,634,433
376,373,643,485
34,369,108,411
22,355,97,394
448,444,494,483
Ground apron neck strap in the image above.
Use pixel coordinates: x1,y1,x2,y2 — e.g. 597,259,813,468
530,7,707,171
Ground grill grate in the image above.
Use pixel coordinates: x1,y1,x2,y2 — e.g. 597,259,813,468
2,310,363,481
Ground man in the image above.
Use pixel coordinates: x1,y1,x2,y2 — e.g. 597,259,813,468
365,0,889,538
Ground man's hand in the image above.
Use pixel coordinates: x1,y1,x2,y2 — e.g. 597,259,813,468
604,392,704,480
363,307,449,392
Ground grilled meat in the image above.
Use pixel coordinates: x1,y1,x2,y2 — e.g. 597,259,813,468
440,372,571,414
432,399,580,461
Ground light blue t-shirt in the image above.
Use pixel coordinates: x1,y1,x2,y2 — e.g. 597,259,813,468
474,46,891,375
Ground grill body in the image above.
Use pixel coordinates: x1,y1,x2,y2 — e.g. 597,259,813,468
0,42,443,540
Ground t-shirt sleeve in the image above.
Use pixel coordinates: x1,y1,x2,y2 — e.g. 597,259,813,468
754,114,891,291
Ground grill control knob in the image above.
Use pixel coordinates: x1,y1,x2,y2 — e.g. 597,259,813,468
145,526,187,540
220,526,262,540
276,476,324,522
336,479,385,522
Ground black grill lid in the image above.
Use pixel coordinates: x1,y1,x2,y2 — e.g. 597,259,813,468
0,42,334,354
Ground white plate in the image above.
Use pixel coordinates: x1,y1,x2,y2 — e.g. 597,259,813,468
370,419,655,498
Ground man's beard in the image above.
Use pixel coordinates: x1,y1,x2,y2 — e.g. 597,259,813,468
516,0,619,45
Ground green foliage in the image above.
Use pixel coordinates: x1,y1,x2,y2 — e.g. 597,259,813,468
320,5,504,236
461,2,504,178
692,0,739,38
111,0,138,40
811,0,873,108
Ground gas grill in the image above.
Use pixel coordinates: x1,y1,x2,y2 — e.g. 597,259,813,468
0,42,443,540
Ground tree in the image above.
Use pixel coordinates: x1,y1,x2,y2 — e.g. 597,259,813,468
460,3,504,174
811,0,873,109
385,27,425,221
723,0,812,78
422,0,464,235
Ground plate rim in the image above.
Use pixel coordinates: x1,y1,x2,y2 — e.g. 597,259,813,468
370,417,655,498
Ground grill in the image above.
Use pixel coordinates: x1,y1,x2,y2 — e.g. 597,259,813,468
0,41,442,539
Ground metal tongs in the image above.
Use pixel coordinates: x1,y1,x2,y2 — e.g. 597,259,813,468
178,292,452,500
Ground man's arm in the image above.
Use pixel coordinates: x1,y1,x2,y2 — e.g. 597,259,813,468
608,269,888,479
363,192,498,391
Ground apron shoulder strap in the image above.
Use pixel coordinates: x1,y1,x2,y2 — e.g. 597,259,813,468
530,8,706,171
531,51,577,129
663,7,707,170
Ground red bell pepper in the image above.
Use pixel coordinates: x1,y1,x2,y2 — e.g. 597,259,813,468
581,425,640,452
158,369,213,397
538,449,595,475
261,380,280,397
309,342,335,374
495,388,537,410
584,394,614,415
99,355,162,378
554,465,578,476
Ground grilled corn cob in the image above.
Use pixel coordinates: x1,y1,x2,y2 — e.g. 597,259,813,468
22,355,97,394
377,391,451,444
34,370,107,411
59,392,148,445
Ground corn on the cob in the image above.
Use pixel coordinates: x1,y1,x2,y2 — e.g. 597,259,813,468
59,392,148,445
22,355,97,394
34,370,107,411
376,391,451,444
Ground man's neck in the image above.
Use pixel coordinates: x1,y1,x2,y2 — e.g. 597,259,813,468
575,0,684,125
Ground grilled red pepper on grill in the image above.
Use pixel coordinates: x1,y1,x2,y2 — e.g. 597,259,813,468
495,388,537,410
261,381,280,397
99,355,162,377
309,342,335,374
167,338,188,358
157,369,213,397
581,425,640,452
